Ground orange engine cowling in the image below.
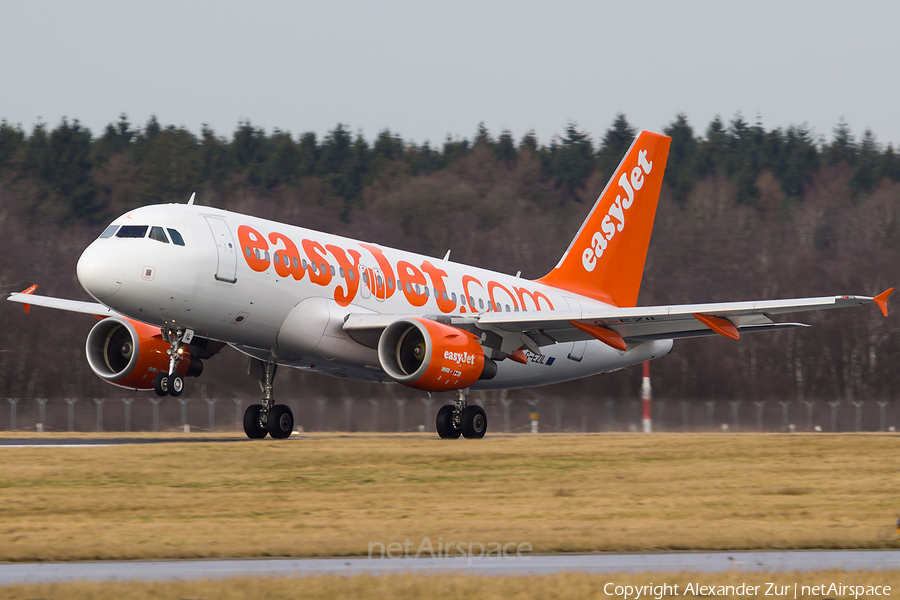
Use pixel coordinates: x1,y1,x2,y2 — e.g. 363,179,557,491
377,317,496,392
84,317,201,391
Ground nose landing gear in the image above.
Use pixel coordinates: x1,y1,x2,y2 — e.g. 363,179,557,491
153,328,192,397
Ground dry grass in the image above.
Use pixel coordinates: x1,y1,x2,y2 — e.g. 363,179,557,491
0,433,897,561
0,571,898,600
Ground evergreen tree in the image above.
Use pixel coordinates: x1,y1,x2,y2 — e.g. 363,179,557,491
663,113,698,203
548,122,595,199
850,129,879,196
596,114,635,177
0,120,24,173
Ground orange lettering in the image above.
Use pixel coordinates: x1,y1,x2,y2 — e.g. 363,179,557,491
268,232,305,281
488,281,519,312
462,275,484,312
325,244,362,307
514,287,554,311
302,239,332,286
359,243,396,299
397,261,428,307
237,225,270,273
421,261,456,314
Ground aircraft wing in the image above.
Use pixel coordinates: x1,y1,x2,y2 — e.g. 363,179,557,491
7,292,116,317
344,290,892,354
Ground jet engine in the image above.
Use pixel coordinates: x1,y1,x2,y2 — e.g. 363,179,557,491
377,317,496,391
84,317,201,391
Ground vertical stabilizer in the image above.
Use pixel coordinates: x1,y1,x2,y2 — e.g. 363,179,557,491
537,131,670,307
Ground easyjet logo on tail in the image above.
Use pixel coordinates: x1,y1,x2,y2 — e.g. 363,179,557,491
582,149,653,272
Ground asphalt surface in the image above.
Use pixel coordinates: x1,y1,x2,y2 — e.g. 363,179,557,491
0,551,898,584
0,437,245,446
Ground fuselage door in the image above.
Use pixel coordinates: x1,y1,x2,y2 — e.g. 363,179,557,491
205,216,237,283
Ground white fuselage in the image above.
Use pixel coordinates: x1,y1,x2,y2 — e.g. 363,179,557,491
76,204,672,389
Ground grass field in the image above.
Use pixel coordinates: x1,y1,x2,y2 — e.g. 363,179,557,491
0,433,897,561
0,571,898,600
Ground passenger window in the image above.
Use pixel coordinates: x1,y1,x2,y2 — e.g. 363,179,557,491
443,290,448,301
330,264,335,276
478,298,484,310
167,229,185,246
506,304,510,312
363,271,369,285
339,267,345,278
451,292,457,303
388,278,394,290
116,225,148,238
149,226,169,243
348,269,355,281
425,287,430,298
245,247,252,258
274,254,281,265
99,225,118,239
302,259,308,269
469,296,475,307
377,274,383,286
292,257,298,268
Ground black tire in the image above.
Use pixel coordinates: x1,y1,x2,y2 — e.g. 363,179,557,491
243,404,268,439
267,404,294,439
169,374,184,397
460,405,487,439
436,404,461,439
153,373,169,396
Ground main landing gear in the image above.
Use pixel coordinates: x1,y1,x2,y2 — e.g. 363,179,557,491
436,388,487,439
153,328,192,397
243,359,294,440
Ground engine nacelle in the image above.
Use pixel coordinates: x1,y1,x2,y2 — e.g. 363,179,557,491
377,317,495,391
85,317,201,391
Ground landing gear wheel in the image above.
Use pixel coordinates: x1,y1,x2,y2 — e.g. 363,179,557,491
169,374,184,397
243,404,268,439
460,405,487,439
267,405,294,439
153,373,169,396
436,404,461,439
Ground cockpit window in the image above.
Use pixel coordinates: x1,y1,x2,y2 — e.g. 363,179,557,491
149,226,169,243
116,225,149,238
167,229,185,246
99,225,119,239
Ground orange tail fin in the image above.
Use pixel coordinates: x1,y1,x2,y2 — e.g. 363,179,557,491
536,131,670,307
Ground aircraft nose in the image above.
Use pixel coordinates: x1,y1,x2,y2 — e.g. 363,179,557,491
77,241,126,300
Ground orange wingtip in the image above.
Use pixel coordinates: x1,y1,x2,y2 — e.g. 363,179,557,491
569,321,627,352
19,284,37,313
692,313,740,341
874,287,894,317
508,349,528,365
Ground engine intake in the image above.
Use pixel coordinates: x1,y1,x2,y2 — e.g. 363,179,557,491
378,318,495,391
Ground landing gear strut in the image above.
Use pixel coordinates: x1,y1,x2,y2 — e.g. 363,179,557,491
153,328,192,397
244,358,294,439
436,389,486,439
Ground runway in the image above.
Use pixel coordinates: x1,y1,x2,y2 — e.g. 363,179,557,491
0,551,898,584
0,437,245,446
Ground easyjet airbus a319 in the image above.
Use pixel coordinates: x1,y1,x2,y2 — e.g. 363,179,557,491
8,131,893,439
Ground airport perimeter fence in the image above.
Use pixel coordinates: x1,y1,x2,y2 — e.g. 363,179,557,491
0,396,898,434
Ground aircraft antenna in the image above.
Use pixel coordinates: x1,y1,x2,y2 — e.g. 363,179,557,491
443,249,451,261
187,192,196,205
